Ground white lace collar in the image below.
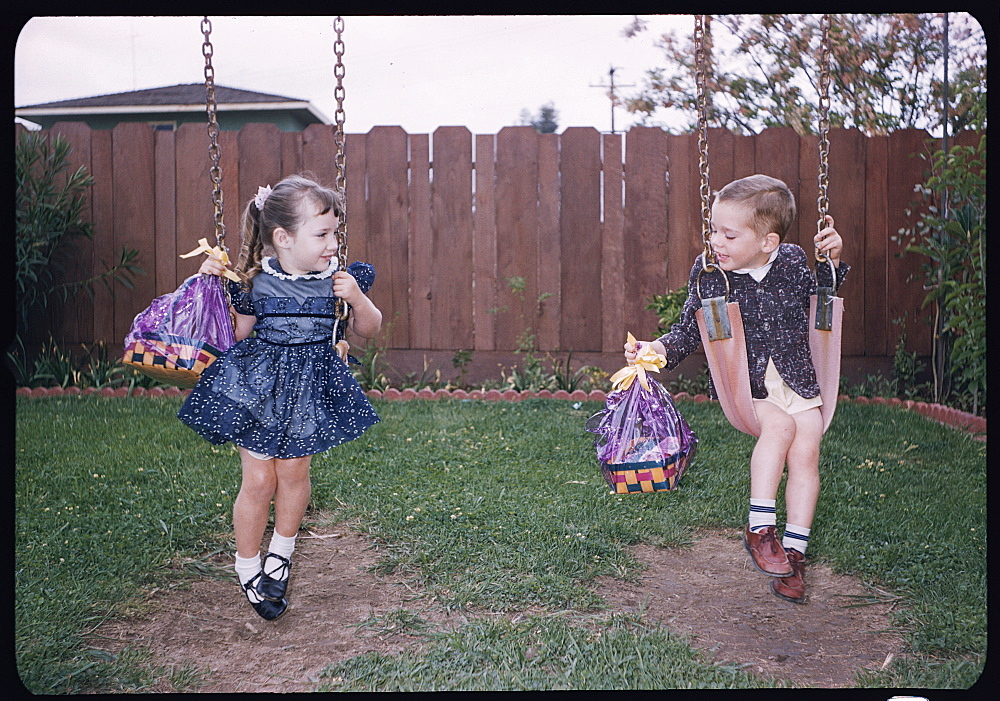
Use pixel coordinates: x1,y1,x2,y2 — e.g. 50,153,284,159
261,257,337,281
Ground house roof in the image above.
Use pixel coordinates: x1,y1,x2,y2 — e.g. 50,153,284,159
16,83,330,123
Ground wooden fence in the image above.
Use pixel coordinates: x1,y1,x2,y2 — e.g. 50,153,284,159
20,122,980,382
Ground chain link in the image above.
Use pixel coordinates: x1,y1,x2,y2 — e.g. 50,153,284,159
694,15,715,272
332,16,349,321
201,17,226,253
815,14,832,261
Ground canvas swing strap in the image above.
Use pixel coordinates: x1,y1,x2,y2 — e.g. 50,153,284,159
695,272,763,437
809,286,843,433
690,14,762,437
809,14,843,434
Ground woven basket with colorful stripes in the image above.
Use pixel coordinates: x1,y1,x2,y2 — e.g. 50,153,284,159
123,334,225,389
600,450,692,494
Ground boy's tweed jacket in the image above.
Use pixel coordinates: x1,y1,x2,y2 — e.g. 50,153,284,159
656,243,849,400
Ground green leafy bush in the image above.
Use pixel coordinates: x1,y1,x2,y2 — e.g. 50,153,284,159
897,135,986,414
14,131,142,377
646,283,689,337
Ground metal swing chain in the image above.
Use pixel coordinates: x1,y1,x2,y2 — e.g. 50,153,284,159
201,17,226,253
812,13,839,329
694,14,715,272
332,16,350,323
815,14,832,263
692,14,730,308
200,17,236,334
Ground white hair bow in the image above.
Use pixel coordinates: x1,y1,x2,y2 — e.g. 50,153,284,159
254,185,273,210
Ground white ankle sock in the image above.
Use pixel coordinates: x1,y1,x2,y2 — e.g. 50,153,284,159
235,553,261,587
264,531,296,580
783,524,811,554
748,498,777,532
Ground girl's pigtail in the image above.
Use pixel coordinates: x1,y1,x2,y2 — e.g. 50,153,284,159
235,200,264,290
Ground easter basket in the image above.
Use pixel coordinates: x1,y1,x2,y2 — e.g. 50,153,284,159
123,273,236,388
585,336,698,494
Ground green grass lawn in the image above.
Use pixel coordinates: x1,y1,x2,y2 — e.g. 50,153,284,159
15,395,986,692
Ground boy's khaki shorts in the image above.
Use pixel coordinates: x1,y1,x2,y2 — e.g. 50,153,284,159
754,359,823,415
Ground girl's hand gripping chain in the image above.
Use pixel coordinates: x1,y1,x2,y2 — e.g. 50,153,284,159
332,269,363,306
330,271,360,362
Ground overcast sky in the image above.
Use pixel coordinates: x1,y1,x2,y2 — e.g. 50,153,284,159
15,15,692,135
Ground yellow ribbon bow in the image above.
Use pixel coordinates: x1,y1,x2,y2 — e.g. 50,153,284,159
179,238,242,282
609,332,666,392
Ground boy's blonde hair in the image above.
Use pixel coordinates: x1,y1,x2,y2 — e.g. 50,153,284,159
715,174,796,241
234,173,344,288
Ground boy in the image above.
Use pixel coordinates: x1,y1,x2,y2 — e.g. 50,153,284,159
625,174,847,603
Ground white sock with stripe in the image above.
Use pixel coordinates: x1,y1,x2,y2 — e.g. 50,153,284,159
748,498,777,532
782,524,811,554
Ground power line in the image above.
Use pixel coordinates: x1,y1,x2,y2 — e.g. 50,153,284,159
589,65,634,134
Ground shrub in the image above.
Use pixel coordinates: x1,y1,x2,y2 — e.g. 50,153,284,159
13,130,142,373
897,134,986,414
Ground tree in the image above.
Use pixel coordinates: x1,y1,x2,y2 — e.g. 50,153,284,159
519,102,560,133
623,13,986,136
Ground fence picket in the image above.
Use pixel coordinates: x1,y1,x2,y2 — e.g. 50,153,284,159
409,133,433,350
495,126,540,351
431,127,474,350
559,127,601,352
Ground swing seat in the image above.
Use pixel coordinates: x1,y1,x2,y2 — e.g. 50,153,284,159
809,291,844,433
696,293,844,437
696,300,762,437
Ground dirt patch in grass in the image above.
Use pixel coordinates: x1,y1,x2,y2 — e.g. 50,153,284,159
89,523,904,691
89,522,456,693
594,532,906,688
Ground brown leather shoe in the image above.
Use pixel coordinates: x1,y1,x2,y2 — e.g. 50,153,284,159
743,525,793,577
770,548,806,603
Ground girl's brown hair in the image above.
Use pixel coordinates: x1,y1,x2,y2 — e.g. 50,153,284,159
233,173,344,288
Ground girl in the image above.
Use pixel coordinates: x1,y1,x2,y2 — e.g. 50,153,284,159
178,174,381,620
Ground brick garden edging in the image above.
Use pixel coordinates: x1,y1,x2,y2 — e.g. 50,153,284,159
16,385,986,439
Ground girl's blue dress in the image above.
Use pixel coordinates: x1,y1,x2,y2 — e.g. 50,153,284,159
177,258,379,458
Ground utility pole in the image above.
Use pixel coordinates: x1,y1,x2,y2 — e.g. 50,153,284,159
590,65,634,134
942,12,950,157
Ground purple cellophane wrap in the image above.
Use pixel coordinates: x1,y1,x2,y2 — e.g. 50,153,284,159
585,376,698,476
124,274,235,354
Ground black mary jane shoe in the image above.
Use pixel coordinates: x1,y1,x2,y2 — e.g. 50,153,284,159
243,571,287,620
257,552,291,601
